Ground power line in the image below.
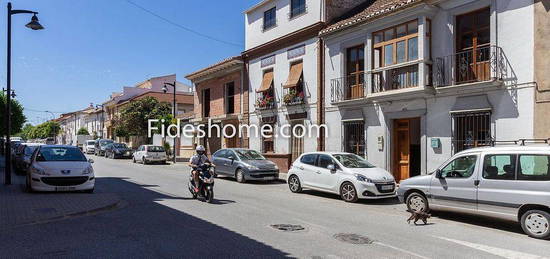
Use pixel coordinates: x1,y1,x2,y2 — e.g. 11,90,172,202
25,108,68,114
124,0,243,48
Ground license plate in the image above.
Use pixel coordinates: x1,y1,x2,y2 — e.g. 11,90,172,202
381,185,394,190
55,186,76,191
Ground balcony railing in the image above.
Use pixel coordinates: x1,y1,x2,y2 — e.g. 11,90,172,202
434,45,506,87
330,73,367,103
255,91,276,110
282,83,307,106
372,64,419,93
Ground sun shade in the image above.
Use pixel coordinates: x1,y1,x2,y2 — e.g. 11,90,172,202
450,95,492,114
257,71,274,93
283,62,303,89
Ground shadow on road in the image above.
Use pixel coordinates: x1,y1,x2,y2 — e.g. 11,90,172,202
299,190,401,205
215,175,285,185
432,211,524,235
1,177,291,258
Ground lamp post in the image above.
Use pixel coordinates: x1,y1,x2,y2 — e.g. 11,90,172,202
162,81,177,164
4,2,43,185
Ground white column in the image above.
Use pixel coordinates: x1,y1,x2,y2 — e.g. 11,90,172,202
418,16,427,88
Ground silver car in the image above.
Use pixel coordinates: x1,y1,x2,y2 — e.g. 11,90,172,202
211,148,279,183
398,145,550,239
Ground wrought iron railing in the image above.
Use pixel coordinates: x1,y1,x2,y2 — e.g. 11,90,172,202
434,45,506,87
282,82,307,106
255,91,276,110
372,64,419,93
330,73,367,103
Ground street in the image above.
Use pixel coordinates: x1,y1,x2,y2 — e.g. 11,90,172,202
1,156,550,259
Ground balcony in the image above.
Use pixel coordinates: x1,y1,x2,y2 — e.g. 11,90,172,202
434,45,506,88
255,92,276,110
371,64,419,93
282,82,307,106
330,73,367,103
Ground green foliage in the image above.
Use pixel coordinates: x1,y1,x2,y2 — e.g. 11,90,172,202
77,127,90,135
0,92,27,136
15,123,34,140
117,97,172,137
28,121,61,139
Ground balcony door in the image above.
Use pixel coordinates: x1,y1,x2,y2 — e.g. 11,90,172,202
456,7,491,84
346,45,365,99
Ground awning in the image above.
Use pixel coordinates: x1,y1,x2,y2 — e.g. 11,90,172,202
450,95,493,114
283,62,303,89
341,109,364,121
256,71,274,93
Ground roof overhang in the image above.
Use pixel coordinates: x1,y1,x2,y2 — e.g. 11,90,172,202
185,57,243,82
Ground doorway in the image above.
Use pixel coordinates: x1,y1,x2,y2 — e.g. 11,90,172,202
290,122,304,162
392,118,421,182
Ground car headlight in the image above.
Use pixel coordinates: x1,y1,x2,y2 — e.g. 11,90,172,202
355,174,373,183
83,166,94,175
244,163,259,170
31,166,47,175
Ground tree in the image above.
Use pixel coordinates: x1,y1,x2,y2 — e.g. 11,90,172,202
118,97,172,137
0,92,27,136
77,127,90,135
16,123,35,140
29,121,61,139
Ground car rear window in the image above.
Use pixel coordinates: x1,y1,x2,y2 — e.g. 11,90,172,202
300,154,317,166
518,155,550,181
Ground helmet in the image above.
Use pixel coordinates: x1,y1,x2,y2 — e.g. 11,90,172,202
196,145,205,153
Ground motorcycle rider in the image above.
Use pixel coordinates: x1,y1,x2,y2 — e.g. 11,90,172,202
189,145,210,193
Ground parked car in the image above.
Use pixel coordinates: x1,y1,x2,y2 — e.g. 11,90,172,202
287,152,396,202
84,140,96,154
104,143,132,159
26,145,95,193
212,148,279,183
14,143,43,174
9,140,23,161
398,145,550,240
132,145,167,164
94,139,113,156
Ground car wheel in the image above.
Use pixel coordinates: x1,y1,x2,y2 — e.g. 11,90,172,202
521,210,550,239
235,169,246,183
406,192,429,212
340,182,358,203
288,175,302,193
142,157,148,165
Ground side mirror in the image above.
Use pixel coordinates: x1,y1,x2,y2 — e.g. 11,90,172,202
327,164,336,173
88,158,94,164
435,169,443,178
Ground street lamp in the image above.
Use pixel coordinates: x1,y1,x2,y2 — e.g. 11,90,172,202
162,81,177,164
4,2,43,185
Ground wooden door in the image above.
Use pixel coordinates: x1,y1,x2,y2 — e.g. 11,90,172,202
456,8,491,84
346,45,365,99
290,123,304,162
393,119,410,182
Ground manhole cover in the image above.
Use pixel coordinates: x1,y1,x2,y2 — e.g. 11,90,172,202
333,233,374,244
270,224,305,232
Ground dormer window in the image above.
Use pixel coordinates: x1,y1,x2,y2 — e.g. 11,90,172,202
263,7,276,30
290,0,306,18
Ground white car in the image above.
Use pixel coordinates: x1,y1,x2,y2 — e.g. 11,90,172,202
287,152,396,202
26,145,95,193
132,145,167,164
85,140,96,154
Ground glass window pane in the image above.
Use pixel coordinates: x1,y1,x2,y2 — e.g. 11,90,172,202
518,155,550,181
483,154,516,180
408,20,418,34
396,25,407,38
476,8,490,28
373,48,381,69
396,41,406,63
384,29,394,41
384,44,393,66
459,33,474,50
373,32,383,44
441,155,477,178
477,28,490,45
408,37,418,61
457,14,473,33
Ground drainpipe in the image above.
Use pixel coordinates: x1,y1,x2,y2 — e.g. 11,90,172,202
317,38,325,151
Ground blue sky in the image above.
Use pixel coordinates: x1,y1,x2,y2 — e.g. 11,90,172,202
0,0,257,125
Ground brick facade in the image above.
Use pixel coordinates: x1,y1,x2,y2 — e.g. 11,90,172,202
194,70,242,119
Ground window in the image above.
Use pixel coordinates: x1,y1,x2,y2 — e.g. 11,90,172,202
456,8,491,83
452,112,491,152
262,124,275,153
343,121,365,157
441,155,477,178
333,153,375,168
225,82,235,114
518,155,550,181
213,149,227,158
373,20,419,68
290,0,306,18
483,154,516,180
263,7,276,30
346,45,365,99
202,88,211,117
300,154,317,166
317,155,336,169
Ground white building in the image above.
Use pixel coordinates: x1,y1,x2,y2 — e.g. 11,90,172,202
243,0,369,169
321,0,539,181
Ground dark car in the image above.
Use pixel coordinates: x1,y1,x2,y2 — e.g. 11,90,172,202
14,143,43,174
211,148,279,183
94,139,113,156
104,143,132,159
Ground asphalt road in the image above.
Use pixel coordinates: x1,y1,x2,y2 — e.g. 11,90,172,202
1,156,549,258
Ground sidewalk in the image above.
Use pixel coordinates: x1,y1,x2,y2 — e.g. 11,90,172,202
0,156,122,230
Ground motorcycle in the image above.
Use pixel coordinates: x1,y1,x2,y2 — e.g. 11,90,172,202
188,163,215,203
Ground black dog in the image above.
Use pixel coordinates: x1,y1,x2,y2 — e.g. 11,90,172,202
406,209,431,225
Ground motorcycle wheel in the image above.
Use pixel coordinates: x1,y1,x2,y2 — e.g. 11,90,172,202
206,189,214,203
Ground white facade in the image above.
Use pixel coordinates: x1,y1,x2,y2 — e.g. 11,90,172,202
322,0,536,178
